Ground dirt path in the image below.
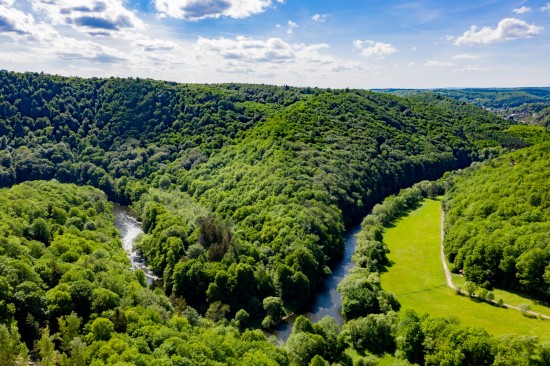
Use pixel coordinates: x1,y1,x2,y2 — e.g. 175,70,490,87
440,211,456,291
439,210,550,321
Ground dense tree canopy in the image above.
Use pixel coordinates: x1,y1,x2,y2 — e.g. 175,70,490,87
0,181,287,365
2,70,547,364
444,140,550,300
0,70,516,315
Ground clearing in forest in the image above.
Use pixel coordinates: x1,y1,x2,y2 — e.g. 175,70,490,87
380,199,550,341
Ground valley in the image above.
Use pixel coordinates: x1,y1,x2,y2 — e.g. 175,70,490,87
0,70,548,365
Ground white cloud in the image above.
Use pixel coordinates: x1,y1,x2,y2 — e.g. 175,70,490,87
424,60,454,67
0,4,40,38
354,40,397,58
50,37,128,63
0,1,133,65
287,20,298,34
541,3,550,12
451,53,480,60
513,6,531,14
455,18,542,45
193,35,361,79
31,0,146,37
456,65,491,72
311,14,327,22
133,39,178,52
153,0,275,20
195,36,295,63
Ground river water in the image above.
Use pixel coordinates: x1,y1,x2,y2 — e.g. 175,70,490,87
271,225,361,342
113,204,158,285
113,203,361,342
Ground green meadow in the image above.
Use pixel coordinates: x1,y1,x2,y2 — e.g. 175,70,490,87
380,199,550,341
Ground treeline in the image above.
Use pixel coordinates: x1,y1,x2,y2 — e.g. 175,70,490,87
444,140,550,300
323,178,550,365
158,90,512,315
0,181,287,365
383,88,550,125
339,179,447,323
0,70,517,320
0,70,311,202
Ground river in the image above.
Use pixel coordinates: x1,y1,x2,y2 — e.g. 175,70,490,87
113,204,158,285
271,225,361,342
113,203,361,342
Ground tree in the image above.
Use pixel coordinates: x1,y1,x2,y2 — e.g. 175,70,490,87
67,337,87,366
314,316,341,362
32,218,52,244
58,312,81,352
465,281,477,297
91,318,114,341
235,309,250,330
396,310,425,365
309,355,330,366
341,313,396,355
46,284,74,320
91,288,119,313
286,332,326,366
112,308,127,333
0,323,20,366
36,327,56,366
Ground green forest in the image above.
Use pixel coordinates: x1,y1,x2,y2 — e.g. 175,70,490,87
444,140,550,300
0,70,548,364
381,88,550,126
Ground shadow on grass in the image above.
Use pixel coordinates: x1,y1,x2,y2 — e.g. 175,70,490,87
397,284,446,297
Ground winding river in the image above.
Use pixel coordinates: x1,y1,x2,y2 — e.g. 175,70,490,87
113,204,158,286
113,203,361,342
271,225,361,342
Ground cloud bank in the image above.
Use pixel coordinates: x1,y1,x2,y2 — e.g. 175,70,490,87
153,0,284,20
455,18,542,45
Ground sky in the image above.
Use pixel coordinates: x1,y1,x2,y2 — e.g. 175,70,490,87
0,0,549,88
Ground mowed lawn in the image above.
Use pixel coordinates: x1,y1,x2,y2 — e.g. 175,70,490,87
381,199,550,341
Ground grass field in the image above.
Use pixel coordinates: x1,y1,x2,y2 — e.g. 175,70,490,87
380,199,550,341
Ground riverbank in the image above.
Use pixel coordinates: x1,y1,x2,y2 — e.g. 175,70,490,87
271,225,361,342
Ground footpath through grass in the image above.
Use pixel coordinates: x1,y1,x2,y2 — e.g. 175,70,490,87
380,199,550,341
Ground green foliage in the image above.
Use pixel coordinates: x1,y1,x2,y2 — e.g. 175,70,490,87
0,70,517,319
90,318,113,341
0,181,286,365
340,312,397,355
386,87,550,125
0,71,541,364
37,327,56,366
444,142,550,300
58,313,81,352
0,323,22,366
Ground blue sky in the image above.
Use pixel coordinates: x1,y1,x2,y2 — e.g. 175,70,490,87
0,0,549,88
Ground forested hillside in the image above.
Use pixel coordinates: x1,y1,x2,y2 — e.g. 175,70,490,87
0,70,516,321
444,139,550,300
0,181,289,365
382,88,550,126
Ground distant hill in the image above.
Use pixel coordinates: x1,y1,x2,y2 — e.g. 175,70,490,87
376,87,550,126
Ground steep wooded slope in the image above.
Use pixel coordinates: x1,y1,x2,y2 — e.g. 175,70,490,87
0,70,513,317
